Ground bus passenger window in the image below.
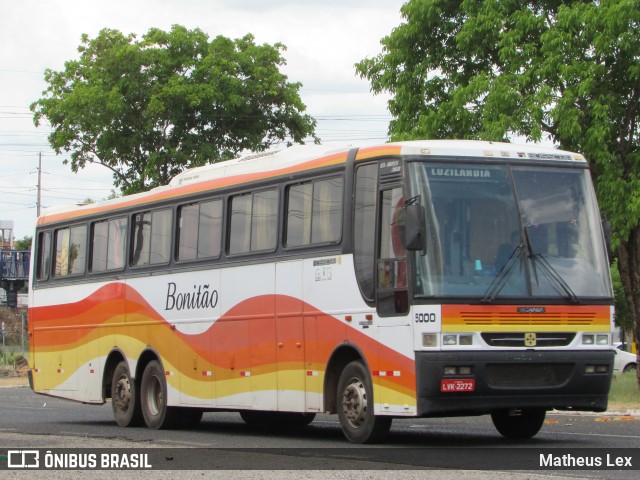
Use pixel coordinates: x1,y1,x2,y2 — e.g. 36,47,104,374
229,194,252,255
54,225,87,277
177,199,222,260
286,176,343,247
91,217,127,272
251,189,279,252
229,188,279,255
36,231,52,281
286,183,312,247
312,177,343,244
131,209,172,267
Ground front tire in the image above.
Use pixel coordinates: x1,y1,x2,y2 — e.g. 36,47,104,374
111,360,143,427
337,361,392,444
491,408,546,439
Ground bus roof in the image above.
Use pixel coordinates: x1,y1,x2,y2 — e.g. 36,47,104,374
36,140,585,227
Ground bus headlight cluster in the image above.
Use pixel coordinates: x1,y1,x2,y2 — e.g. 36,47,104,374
442,334,473,346
581,334,610,346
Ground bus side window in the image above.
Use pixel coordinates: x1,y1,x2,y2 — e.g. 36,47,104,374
229,188,279,255
353,164,378,303
53,225,87,277
285,176,343,248
91,217,127,272
177,199,222,261
131,208,172,267
36,231,52,281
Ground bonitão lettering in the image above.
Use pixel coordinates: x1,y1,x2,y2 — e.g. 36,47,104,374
165,282,219,311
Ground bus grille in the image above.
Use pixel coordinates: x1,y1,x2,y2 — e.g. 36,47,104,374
481,332,576,347
485,363,573,388
459,311,598,326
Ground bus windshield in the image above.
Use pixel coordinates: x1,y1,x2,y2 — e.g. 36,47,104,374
409,162,612,301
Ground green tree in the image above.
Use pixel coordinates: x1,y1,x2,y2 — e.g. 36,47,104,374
612,260,633,342
32,25,317,195
357,0,640,384
13,236,32,251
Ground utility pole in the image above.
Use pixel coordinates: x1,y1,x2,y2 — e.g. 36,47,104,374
37,152,42,217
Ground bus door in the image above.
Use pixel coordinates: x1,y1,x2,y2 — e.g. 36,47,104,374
373,169,413,414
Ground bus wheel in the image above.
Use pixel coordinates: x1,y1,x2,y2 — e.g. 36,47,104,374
140,360,176,429
337,361,392,444
111,361,142,427
491,408,546,439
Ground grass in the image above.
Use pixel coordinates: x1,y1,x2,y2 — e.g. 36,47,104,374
609,371,640,408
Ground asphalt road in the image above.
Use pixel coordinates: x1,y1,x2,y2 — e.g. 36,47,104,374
1,385,639,479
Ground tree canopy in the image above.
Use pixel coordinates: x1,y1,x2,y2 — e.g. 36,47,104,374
357,0,640,379
32,25,317,195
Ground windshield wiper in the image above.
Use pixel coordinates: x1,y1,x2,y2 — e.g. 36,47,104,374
523,227,580,304
481,243,524,304
529,253,580,304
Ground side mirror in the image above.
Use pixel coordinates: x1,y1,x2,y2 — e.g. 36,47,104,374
403,204,426,252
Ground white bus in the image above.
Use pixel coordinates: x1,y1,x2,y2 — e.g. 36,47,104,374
29,140,614,443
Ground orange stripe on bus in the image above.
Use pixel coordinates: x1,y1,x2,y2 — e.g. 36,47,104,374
442,304,610,327
30,284,416,397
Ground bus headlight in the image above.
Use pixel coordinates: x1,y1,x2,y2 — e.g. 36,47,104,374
442,334,474,346
422,333,438,347
443,335,457,346
582,334,595,345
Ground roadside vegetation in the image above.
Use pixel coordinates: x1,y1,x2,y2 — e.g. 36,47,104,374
609,371,640,408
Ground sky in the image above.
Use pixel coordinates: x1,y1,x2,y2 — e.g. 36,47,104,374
0,0,406,240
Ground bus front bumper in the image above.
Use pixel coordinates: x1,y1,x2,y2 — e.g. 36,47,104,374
415,350,614,416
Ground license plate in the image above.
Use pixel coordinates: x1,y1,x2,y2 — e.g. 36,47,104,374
440,379,475,392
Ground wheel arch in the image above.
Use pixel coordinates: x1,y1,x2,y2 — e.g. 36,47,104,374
102,347,163,400
102,348,126,400
135,347,163,383
323,343,371,414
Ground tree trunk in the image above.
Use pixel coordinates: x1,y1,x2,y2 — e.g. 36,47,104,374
617,226,640,389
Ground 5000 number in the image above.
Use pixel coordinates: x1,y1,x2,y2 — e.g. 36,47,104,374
415,313,437,323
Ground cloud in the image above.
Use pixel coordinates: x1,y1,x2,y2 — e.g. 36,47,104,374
0,0,404,238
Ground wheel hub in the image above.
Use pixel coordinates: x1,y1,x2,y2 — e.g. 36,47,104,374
114,376,131,411
341,379,367,427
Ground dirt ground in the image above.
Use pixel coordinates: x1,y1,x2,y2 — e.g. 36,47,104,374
0,374,28,387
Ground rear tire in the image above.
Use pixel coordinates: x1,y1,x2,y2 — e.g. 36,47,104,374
336,361,392,444
491,408,546,439
140,360,177,429
111,361,143,427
